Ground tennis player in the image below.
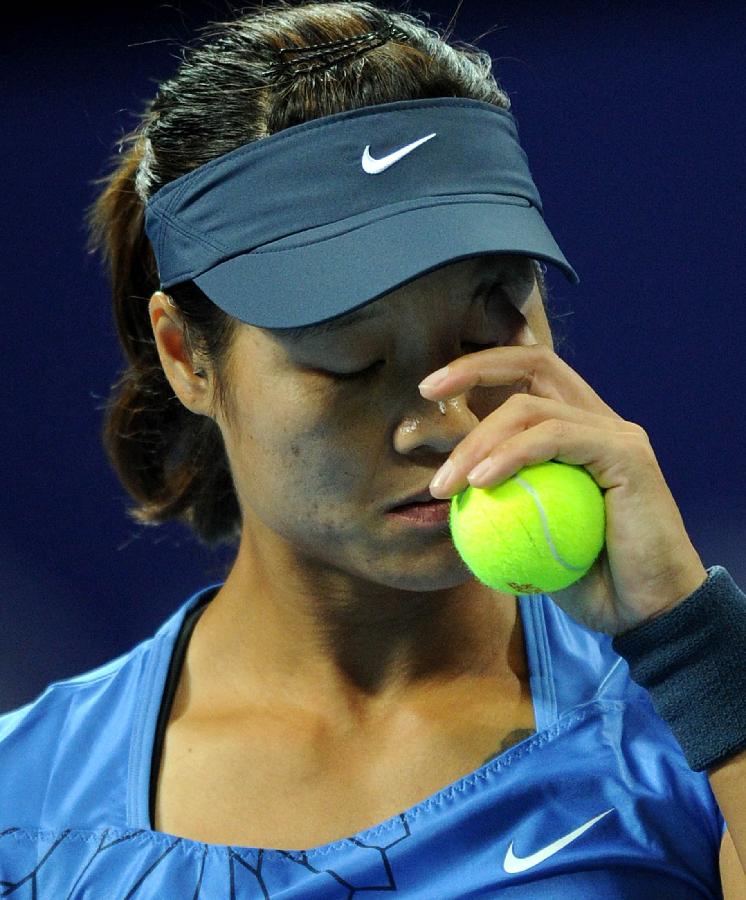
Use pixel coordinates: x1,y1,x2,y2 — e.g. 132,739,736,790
1,2,744,896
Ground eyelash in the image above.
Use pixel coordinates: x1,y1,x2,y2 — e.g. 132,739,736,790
330,361,383,381
329,342,496,380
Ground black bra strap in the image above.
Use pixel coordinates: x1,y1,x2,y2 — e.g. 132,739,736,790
148,589,216,828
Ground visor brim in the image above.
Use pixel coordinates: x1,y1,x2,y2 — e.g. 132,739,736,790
194,198,579,328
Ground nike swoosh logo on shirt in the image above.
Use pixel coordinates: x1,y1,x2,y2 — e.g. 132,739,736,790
361,132,437,173
503,808,615,874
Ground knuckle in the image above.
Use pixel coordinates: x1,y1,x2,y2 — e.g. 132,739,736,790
624,428,652,459
549,417,570,438
626,421,650,443
636,429,654,452
634,422,650,440
504,391,532,410
521,344,551,387
528,343,554,371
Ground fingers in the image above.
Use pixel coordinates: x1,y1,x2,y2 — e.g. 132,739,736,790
442,393,643,488
429,416,650,499
419,344,625,421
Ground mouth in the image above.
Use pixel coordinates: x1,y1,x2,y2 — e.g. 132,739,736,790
386,497,451,526
388,487,440,510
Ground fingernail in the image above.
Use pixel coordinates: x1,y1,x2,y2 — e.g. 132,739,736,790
418,366,450,393
430,459,455,494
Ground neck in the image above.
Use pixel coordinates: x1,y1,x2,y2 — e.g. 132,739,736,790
183,536,527,733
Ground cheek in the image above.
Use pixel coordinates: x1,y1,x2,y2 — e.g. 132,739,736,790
225,389,372,521
293,415,379,512
291,433,357,497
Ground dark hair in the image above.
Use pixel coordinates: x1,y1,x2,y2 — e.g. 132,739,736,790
86,0,562,551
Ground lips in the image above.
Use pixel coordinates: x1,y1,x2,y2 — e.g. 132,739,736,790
387,497,451,525
389,488,438,509
395,498,442,512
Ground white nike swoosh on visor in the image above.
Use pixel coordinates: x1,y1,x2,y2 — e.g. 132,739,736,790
503,808,615,874
361,132,437,174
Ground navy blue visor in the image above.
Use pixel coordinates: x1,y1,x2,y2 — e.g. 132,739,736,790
144,97,579,329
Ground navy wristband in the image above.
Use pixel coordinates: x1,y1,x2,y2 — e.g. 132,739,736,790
611,565,746,772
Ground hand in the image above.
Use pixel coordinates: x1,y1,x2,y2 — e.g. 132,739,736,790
419,344,708,636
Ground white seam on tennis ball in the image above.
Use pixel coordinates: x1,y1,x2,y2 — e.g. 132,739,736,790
513,475,587,572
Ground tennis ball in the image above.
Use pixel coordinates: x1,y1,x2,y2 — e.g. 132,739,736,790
449,460,606,594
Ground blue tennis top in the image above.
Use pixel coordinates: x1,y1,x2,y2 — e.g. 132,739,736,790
0,582,726,897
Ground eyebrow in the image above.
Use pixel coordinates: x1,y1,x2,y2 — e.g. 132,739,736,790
275,258,541,341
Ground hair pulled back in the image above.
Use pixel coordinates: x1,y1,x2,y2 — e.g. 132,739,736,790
86,0,527,550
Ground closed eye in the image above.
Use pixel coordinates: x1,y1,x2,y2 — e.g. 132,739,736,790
327,342,498,380
326,360,385,380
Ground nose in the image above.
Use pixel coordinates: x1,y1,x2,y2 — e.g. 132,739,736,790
395,393,480,458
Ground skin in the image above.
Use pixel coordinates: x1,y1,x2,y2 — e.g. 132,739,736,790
148,253,554,747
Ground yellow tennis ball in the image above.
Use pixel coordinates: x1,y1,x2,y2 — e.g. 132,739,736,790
449,460,606,594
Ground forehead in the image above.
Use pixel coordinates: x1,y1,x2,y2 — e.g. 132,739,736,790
274,254,536,340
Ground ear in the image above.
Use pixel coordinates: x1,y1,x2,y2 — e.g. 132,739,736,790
148,292,212,417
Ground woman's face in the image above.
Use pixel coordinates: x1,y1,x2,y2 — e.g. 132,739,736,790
213,254,554,594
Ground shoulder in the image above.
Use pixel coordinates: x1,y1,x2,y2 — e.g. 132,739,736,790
0,641,151,827
0,647,134,738
0,587,213,830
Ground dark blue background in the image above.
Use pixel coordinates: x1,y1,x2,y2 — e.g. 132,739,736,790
3,1,744,713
